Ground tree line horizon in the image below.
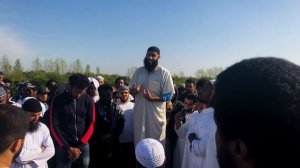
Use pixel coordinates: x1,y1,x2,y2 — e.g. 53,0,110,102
1,55,223,88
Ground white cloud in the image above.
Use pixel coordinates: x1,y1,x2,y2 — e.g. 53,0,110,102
0,26,36,69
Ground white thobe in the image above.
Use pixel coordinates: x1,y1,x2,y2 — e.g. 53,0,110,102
181,107,218,168
174,112,194,168
116,101,135,143
12,123,55,168
203,122,219,168
129,65,174,147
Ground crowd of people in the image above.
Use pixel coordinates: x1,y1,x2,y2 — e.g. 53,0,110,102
0,46,300,168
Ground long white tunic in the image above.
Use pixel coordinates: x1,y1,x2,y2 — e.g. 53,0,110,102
116,101,135,143
174,112,194,168
12,123,55,168
129,65,174,147
180,108,217,168
203,122,219,168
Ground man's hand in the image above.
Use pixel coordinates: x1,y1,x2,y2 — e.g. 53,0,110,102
41,145,46,152
130,84,141,96
188,133,197,143
143,89,152,101
67,147,81,161
188,133,197,150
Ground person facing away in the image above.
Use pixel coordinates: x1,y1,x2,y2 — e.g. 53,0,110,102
12,98,55,168
129,46,175,148
135,138,166,168
0,104,29,168
89,84,124,168
49,73,95,168
214,57,300,168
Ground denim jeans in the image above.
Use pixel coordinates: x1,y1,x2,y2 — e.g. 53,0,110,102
55,143,90,168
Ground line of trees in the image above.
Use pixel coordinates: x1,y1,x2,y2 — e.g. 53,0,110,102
1,55,224,89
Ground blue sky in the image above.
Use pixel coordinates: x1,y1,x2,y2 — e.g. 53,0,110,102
0,0,300,76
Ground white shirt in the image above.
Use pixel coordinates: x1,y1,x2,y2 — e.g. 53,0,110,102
180,107,218,168
12,123,55,168
174,112,194,168
116,101,134,143
203,122,219,168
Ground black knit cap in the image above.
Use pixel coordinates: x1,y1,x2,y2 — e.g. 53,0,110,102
22,98,42,113
147,46,160,54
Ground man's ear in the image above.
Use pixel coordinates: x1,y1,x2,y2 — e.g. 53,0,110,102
10,138,23,154
229,139,248,161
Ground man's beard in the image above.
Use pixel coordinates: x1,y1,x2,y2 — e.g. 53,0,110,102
144,57,158,72
217,140,238,168
28,121,40,133
121,97,128,103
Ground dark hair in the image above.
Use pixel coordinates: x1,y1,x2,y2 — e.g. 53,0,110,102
177,85,185,96
46,79,58,88
0,104,28,153
196,78,209,90
214,57,300,168
98,83,113,93
114,76,127,85
185,78,196,85
147,46,160,55
112,91,120,99
68,73,90,90
184,94,198,104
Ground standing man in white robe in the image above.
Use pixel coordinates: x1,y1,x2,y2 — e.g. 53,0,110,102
176,81,219,168
129,46,175,148
174,94,198,168
12,98,55,168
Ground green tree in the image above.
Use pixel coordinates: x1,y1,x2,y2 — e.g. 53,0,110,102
195,67,223,79
55,57,68,74
126,66,137,80
206,67,223,79
12,59,24,81
85,64,91,74
32,57,43,71
195,69,206,78
0,55,12,74
43,58,55,72
178,71,185,78
96,66,100,74
71,59,84,73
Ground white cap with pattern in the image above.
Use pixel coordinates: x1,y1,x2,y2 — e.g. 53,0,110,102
135,138,165,168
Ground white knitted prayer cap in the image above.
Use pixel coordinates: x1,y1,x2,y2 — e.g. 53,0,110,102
135,138,165,168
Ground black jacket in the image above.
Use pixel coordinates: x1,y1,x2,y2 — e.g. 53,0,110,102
49,90,95,148
93,101,124,141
